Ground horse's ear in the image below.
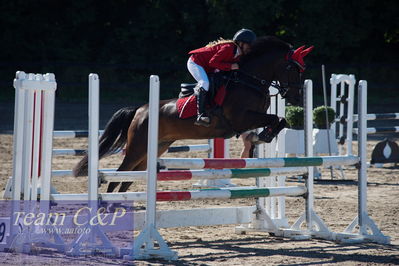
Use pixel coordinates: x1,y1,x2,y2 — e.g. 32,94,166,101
290,45,314,70
293,45,306,55
291,46,305,63
300,46,314,57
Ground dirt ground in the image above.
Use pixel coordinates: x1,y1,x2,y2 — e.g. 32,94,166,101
0,132,398,265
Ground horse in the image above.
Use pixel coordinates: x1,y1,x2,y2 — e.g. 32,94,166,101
73,36,314,193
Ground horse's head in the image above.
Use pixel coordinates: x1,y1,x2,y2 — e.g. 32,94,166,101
273,45,314,106
239,36,314,106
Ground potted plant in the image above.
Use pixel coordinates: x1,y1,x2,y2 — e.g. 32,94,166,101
313,106,335,129
312,105,338,154
286,106,304,130
283,106,305,155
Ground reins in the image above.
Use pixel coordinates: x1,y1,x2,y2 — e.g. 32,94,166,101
223,70,292,98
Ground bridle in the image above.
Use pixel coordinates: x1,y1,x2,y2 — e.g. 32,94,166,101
273,60,305,97
225,59,303,98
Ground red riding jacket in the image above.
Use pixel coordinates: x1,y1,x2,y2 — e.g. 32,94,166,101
188,42,240,73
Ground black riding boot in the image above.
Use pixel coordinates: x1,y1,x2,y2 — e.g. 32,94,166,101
194,88,211,127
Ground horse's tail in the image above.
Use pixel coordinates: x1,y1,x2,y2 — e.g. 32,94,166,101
73,106,138,177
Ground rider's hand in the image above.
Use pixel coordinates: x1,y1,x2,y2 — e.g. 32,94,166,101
231,63,239,70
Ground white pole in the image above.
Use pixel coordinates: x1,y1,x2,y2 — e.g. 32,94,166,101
67,74,117,256
146,75,160,231
321,65,334,178
10,72,27,241
40,73,57,201
358,80,367,226
276,93,286,220
30,86,42,201
346,75,356,155
224,139,230,159
304,79,314,230
269,91,277,218
87,73,100,250
22,83,34,201
329,74,337,134
208,139,213,158
12,72,27,200
88,74,100,202
127,76,177,260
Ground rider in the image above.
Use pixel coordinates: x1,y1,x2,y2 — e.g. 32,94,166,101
187,28,257,127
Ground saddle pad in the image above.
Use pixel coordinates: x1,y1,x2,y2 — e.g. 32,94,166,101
176,95,197,119
176,85,227,119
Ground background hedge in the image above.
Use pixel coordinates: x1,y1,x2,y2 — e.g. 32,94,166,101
0,0,398,103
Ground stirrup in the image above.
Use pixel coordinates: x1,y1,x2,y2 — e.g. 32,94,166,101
195,114,211,127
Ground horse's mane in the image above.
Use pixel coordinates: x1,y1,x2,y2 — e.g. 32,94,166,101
240,36,293,65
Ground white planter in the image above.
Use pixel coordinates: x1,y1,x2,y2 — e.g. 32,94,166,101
313,128,338,155
282,128,304,155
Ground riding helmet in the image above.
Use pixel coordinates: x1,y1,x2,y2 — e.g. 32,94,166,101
233,29,257,44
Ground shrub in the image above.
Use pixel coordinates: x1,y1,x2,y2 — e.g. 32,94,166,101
285,106,304,129
313,106,336,129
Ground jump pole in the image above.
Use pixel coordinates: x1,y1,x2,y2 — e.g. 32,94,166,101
158,155,360,169
353,113,399,122
99,167,308,182
51,186,307,202
52,143,212,156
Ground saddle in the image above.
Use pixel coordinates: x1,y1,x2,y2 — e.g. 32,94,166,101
176,72,228,119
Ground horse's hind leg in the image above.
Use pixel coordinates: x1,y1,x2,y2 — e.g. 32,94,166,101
107,117,149,193
112,141,174,193
106,145,146,192
106,138,147,193
117,159,147,192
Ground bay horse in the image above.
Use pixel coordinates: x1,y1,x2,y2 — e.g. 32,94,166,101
73,36,314,193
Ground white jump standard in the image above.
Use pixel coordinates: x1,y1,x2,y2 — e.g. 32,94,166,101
1,72,390,261
331,73,399,163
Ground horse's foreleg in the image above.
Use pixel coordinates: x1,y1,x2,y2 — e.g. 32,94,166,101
236,111,286,143
257,118,287,143
117,159,147,192
106,147,145,193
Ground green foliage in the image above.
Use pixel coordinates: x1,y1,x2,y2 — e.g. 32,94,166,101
313,106,336,129
285,106,304,129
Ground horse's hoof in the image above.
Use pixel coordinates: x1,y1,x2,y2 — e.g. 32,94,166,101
263,136,274,143
258,129,275,143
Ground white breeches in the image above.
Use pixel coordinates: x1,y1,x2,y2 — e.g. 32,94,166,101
187,57,210,92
